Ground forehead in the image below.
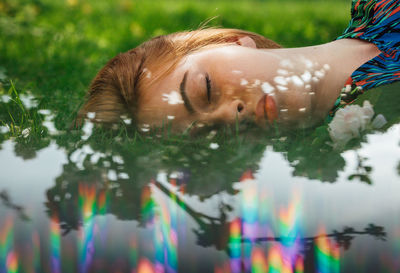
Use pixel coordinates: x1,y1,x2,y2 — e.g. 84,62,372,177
134,58,191,126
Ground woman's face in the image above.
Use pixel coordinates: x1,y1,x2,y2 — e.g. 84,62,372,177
136,37,313,132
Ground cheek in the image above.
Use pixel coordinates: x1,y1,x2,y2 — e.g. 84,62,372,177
277,91,312,121
136,104,198,130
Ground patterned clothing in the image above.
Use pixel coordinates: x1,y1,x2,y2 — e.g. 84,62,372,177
328,0,400,120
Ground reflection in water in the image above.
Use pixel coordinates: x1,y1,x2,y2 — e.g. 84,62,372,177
154,184,178,273
141,185,155,226
0,190,30,221
50,214,61,273
32,231,41,273
0,84,399,271
315,228,340,273
229,218,242,272
0,165,394,272
78,184,96,273
0,216,17,273
140,174,387,273
138,258,156,273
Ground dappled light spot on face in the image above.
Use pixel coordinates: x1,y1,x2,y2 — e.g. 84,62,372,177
314,70,325,79
261,82,275,94
252,79,261,86
162,91,183,105
277,69,289,76
291,75,304,87
301,71,312,83
302,58,314,69
240,79,249,86
280,59,294,69
277,85,288,92
273,76,288,86
231,70,243,75
142,68,152,79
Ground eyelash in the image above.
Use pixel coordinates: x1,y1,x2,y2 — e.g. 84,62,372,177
205,73,211,103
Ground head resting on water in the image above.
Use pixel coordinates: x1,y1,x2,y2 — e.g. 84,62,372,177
77,28,281,132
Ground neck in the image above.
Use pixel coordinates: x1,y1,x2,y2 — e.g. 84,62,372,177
263,38,381,124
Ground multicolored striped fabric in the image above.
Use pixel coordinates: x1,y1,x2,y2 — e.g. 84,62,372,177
328,0,400,120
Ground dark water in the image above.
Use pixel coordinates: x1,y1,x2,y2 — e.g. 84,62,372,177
0,84,400,273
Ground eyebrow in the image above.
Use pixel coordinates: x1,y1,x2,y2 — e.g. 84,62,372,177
180,71,195,114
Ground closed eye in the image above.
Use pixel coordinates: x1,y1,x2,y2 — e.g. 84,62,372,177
205,73,211,103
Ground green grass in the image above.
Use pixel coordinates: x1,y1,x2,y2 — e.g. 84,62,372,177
0,0,349,131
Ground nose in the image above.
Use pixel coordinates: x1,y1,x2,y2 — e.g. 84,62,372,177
212,99,247,124
233,100,245,115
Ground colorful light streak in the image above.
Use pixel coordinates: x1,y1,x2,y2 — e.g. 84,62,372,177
251,247,268,273
0,216,18,273
315,228,340,273
240,173,259,272
137,258,155,273
241,181,258,238
141,185,155,225
278,193,302,247
295,255,304,273
50,214,61,273
267,245,295,273
78,184,97,273
228,218,242,273
150,180,178,273
0,216,14,272
229,181,308,273
32,231,41,273
6,251,18,273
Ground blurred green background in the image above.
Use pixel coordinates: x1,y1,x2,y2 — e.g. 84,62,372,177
0,0,350,129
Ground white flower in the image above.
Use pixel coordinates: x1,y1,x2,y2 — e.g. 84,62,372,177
22,127,31,138
328,100,382,147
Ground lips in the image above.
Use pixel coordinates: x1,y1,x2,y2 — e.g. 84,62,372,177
255,94,278,123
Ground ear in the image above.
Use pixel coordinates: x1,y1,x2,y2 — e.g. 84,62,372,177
235,36,257,48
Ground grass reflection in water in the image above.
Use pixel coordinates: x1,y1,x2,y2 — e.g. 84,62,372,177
0,83,399,271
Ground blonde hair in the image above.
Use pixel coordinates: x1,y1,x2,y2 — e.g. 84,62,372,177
76,28,281,126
